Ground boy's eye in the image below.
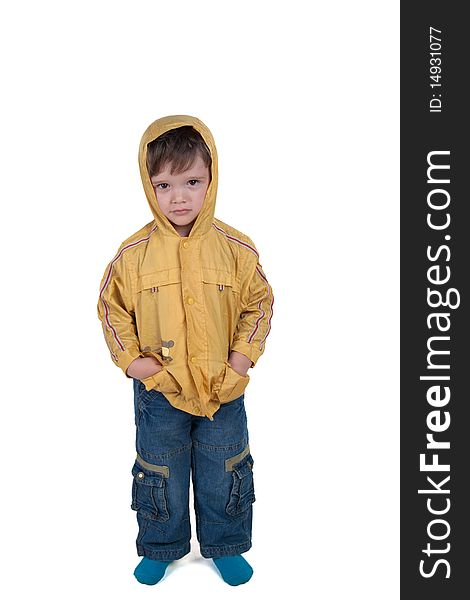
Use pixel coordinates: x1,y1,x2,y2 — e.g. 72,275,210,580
155,183,169,190
188,179,200,186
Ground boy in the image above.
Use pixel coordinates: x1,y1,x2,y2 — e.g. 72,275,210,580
97,115,274,586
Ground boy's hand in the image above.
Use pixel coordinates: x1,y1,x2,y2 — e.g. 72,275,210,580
126,357,163,380
228,351,252,377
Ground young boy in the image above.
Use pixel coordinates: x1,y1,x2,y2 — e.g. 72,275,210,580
97,115,274,586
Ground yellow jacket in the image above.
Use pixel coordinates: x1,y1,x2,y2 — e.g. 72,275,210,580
97,115,274,420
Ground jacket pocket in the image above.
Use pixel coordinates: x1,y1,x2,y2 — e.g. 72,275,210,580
141,365,168,392
135,268,184,349
215,360,250,404
226,450,256,516
201,268,240,292
140,366,179,394
202,268,240,352
137,268,182,293
131,459,170,523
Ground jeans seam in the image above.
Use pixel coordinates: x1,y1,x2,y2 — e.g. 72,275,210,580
140,442,192,462
192,439,247,452
200,540,252,558
192,445,201,544
137,543,191,561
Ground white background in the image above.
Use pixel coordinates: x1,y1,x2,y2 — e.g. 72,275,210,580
0,1,399,598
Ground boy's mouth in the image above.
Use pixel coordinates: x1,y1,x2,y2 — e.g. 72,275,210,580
173,209,191,215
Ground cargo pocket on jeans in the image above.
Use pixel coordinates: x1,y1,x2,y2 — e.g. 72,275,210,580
131,458,170,523
225,449,256,516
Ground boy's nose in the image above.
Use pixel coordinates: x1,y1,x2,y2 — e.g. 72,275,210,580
172,188,187,204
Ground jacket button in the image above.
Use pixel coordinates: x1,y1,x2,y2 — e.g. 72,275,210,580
182,241,189,249
187,297,194,305
191,356,197,363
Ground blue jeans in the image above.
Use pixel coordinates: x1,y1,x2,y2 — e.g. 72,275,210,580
131,379,256,560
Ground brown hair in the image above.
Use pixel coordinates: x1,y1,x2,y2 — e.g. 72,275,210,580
146,125,212,179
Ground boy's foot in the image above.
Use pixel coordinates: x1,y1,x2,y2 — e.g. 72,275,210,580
212,554,253,586
133,557,172,585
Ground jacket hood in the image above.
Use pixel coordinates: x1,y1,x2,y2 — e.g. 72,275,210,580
138,115,219,239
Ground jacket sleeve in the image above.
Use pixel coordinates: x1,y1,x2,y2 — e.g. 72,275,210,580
97,244,144,378
230,242,274,368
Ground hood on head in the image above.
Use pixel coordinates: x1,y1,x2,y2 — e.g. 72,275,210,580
138,115,218,238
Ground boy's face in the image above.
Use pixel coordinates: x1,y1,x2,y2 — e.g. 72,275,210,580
150,154,211,237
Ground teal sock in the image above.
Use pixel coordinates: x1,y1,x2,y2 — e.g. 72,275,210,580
133,557,172,585
212,555,253,586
